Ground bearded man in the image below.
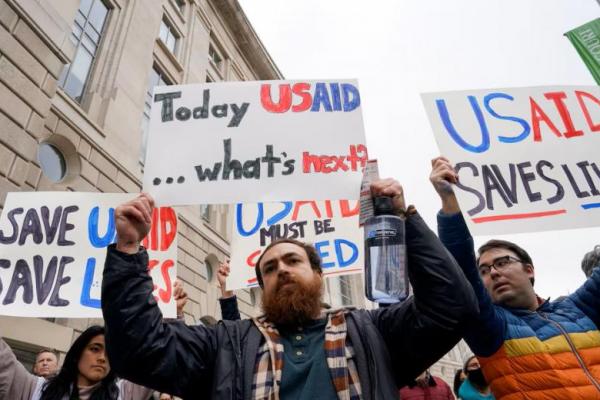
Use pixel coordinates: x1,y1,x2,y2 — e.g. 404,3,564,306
101,178,477,399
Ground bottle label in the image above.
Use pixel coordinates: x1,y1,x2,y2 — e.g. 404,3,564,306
371,244,407,294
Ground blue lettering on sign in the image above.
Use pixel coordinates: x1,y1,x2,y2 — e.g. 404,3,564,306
435,96,490,153
335,239,358,267
315,239,359,269
315,240,335,268
311,83,333,112
88,206,116,248
80,257,101,309
483,93,531,144
236,202,293,236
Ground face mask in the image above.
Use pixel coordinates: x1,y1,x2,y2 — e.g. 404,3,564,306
467,368,488,387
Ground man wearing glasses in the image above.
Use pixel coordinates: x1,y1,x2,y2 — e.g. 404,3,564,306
430,156,600,400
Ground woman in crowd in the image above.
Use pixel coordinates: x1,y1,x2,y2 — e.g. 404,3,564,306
458,356,495,400
0,325,153,400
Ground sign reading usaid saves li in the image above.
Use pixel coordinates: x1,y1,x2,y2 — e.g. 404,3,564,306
143,80,367,206
422,86,600,235
0,192,177,318
229,200,363,290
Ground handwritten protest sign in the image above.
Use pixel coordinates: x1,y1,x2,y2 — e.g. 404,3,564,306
143,80,367,206
422,86,600,235
0,192,177,318
229,200,363,290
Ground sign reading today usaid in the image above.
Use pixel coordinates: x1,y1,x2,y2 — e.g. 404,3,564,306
143,80,367,206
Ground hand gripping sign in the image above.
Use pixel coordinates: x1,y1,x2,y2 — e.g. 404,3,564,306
0,192,177,318
143,80,367,206
422,86,600,235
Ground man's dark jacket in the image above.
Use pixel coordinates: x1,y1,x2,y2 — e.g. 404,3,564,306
102,213,477,399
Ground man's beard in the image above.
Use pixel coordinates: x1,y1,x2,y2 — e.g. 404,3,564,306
261,272,323,327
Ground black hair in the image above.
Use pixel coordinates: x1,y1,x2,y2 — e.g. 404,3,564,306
477,239,535,286
254,238,322,288
41,325,119,400
453,368,465,396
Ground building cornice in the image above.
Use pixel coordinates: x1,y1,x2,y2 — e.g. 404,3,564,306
207,0,283,80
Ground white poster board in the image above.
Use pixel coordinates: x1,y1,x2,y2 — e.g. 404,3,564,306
143,80,367,206
422,86,600,235
229,200,363,290
0,192,177,318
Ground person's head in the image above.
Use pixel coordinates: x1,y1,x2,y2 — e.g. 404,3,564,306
159,394,174,400
414,370,432,388
33,349,59,378
41,325,118,400
199,315,218,327
256,239,324,326
477,240,536,309
582,245,600,278
463,355,488,389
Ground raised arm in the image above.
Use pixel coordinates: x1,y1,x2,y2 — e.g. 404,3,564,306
430,156,504,356
101,194,218,397
570,265,600,328
217,260,241,321
0,335,43,400
367,178,478,384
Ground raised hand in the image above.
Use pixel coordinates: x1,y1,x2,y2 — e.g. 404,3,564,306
217,260,234,299
173,279,188,318
370,178,406,216
430,156,460,214
115,193,155,254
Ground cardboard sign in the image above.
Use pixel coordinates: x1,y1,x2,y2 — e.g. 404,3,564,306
0,192,177,318
422,86,600,235
229,200,363,290
142,80,367,206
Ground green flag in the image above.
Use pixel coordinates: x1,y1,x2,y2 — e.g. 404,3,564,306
565,18,600,85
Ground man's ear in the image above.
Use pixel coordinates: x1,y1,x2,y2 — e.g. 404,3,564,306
524,263,534,278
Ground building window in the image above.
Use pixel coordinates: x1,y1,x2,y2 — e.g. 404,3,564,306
38,143,67,182
174,0,185,14
141,66,170,161
208,44,222,70
339,275,353,306
4,339,37,373
158,18,178,54
200,204,211,222
201,258,214,282
59,0,109,102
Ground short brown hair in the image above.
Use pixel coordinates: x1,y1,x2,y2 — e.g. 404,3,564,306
255,239,322,288
477,239,534,286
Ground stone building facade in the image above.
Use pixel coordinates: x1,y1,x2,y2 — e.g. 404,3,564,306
0,0,289,367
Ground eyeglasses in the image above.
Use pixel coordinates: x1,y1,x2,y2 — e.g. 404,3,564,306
478,255,523,277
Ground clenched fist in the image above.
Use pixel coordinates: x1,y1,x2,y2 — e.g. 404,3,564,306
115,193,155,254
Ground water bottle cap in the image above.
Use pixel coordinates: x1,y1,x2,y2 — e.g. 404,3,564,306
373,196,394,215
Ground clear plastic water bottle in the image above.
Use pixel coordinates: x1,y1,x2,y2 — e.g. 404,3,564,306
364,196,409,304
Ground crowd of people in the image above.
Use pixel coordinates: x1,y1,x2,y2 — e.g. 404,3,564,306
1,159,600,399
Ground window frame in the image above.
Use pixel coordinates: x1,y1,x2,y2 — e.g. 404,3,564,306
158,17,179,55
140,65,171,162
59,0,110,103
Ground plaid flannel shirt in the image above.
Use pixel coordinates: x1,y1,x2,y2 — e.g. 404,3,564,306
251,309,362,400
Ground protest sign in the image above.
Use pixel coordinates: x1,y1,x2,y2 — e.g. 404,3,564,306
0,192,177,318
422,86,600,235
229,200,363,290
142,80,367,206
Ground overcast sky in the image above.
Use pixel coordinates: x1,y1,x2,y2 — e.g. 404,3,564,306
238,0,600,298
